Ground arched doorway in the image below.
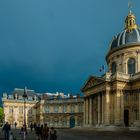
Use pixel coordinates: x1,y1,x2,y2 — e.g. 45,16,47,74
70,116,75,128
124,110,129,127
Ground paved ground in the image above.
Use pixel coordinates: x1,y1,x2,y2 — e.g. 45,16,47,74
0,128,140,140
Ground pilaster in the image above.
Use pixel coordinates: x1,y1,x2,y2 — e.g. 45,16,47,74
89,97,92,125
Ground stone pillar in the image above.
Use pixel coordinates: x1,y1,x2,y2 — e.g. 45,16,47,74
104,91,110,125
115,90,121,125
102,93,104,124
85,97,88,125
120,90,124,126
89,97,92,125
87,97,89,125
98,95,101,125
83,98,86,126
139,93,140,125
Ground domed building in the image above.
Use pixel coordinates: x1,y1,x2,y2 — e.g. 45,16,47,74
81,10,140,127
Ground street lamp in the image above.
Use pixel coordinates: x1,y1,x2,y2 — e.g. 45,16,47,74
23,86,28,140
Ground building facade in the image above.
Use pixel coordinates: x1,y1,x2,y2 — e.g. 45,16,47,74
2,89,84,128
36,93,84,128
2,88,39,127
81,11,140,127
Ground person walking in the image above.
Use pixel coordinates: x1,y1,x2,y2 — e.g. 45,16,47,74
49,127,57,140
42,123,49,140
2,122,11,140
14,122,17,129
30,122,33,132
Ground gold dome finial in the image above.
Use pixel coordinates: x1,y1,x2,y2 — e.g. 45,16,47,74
125,2,138,31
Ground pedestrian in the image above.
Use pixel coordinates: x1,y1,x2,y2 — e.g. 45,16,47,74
9,132,16,140
14,122,17,129
35,124,41,140
42,123,49,140
34,122,37,131
49,127,57,140
2,122,11,140
30,122,33,132
40,124,44,139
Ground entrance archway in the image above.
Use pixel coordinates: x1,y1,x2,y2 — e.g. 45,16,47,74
70,116,75,128
124,110,129,127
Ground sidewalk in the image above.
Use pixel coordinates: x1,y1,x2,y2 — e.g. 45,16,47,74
72,126,140,131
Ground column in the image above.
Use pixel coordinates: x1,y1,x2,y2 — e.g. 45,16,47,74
139,93,140,125
87,97,89,125
89,97,92,125
120,90,124,126
83,98,86,126
115,90,121,125
85,97,88,125
104,91,110,125
98,95,101,125
101,93,104,124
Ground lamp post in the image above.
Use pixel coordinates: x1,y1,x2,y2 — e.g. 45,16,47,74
23,86,28,140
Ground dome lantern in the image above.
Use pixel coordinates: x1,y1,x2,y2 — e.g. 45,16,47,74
125,11,138,31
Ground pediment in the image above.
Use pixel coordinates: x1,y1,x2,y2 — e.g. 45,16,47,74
81,76,104,92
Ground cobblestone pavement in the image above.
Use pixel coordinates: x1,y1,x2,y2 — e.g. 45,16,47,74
0,128,140,140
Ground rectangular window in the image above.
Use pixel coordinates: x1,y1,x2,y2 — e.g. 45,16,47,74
78,104,83,112
46,105,50,113
63,105,67,113
54,105,59,113
9,106,13,114
19,106,23,114
124,93,128,101
134,110,139,120
134,93,138,101
70,105,75,113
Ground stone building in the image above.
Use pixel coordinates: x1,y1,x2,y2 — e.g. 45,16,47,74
36,93,84,128
81,10,140,127
2,89,83,128
2,88,39,127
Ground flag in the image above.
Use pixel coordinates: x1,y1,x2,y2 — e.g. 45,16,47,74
99,65,105,73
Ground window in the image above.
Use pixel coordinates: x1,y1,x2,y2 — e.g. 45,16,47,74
62,105,67,113
134,110,139,120
78,104,83,112
9,106,13,114
54,105,59,113
134,93,138,101
19,106,23,114
45,105,50,113
111,62,116,74
62,117,67,126
124,93,128,101
127,58,136,74
70,105,75,113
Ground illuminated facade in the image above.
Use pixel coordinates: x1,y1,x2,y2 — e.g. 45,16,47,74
2,90,84,128
36,93,84,128
82,11,140,127
2,88,39,127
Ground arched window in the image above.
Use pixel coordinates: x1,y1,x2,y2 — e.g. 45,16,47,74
127,58,136,74
111,62,116,74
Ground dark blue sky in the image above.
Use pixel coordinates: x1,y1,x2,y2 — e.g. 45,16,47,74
0,0,140,95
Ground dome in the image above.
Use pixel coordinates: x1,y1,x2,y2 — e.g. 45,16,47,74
110,11,140,51
110,28,140,50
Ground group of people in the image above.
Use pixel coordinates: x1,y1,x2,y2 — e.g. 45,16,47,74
2,122,15,140
31,123,57,140
2,122,57,140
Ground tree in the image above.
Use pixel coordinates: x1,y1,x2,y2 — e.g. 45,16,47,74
0,107,4,125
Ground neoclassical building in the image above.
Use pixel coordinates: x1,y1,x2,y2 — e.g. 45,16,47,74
35,93,83,128
2,89,84,128
2,88,39,127
81,10,140,127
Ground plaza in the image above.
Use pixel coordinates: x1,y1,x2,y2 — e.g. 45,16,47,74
0,128,140,140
